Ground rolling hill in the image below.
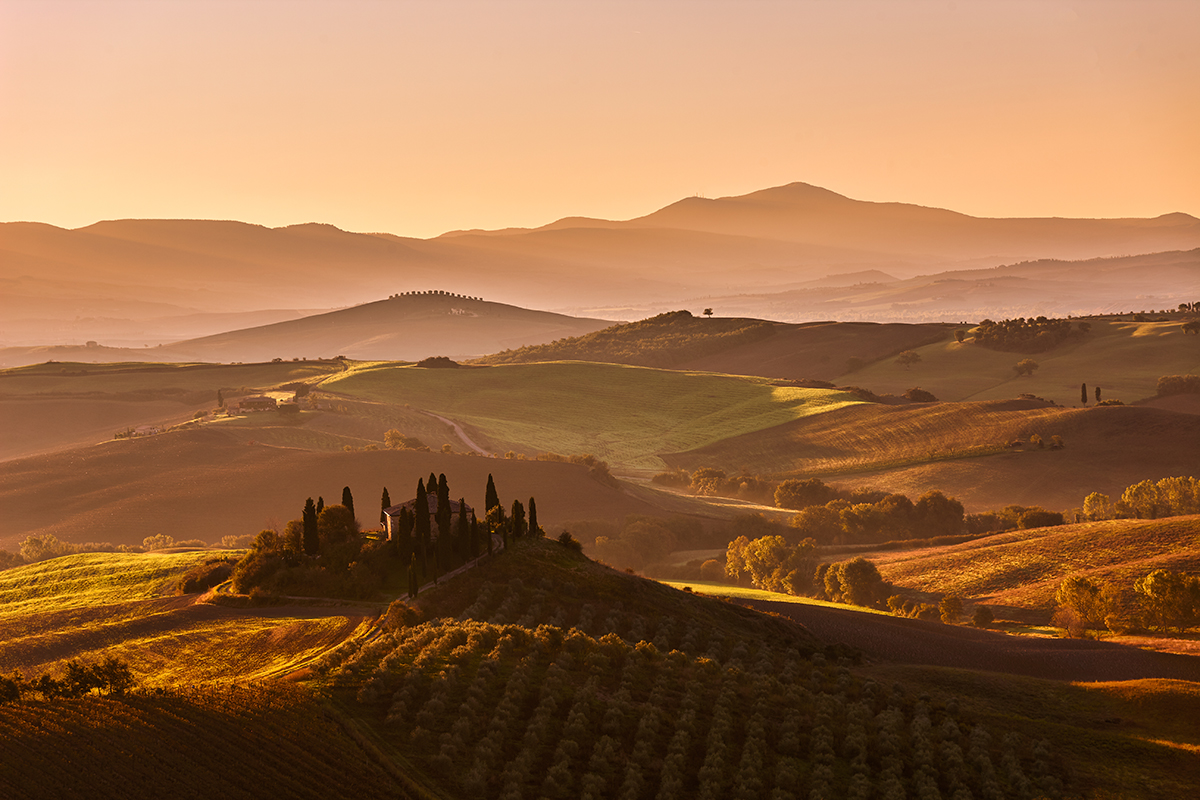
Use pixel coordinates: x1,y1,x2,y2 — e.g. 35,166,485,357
0,293,615,367
0,427,666,552
6,182,1200,347
475,310,952,382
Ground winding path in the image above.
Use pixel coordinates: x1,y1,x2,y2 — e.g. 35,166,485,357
426,412,493,456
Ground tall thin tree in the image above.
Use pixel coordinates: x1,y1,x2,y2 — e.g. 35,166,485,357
302,497,319,556
380,487,391,525
414,478,431,572
342,486,355,520
485,474,500,513
1081,383,1088,405
528,497,539,537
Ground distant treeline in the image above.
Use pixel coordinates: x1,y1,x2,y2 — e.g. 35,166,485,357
474,310,777,368
970,316,1088,353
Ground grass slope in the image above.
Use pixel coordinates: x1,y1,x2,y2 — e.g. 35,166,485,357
322,361,863,473
668,399,1200,512
868,516,1200,617
0,430,664,551
0,552,373,686
841,318,1200,407
475,311,951,383
0,360,347,461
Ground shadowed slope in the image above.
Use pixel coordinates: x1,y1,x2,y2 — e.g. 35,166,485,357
665,401,1200,512
0,428,663,551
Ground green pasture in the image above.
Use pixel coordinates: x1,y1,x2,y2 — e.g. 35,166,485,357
845,319,1199,407
661,579,894,616
319,361,864,472
0,551,218,618
0,360,345,397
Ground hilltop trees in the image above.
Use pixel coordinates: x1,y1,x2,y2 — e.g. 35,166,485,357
1014,358,1039,377
974,316,1077,352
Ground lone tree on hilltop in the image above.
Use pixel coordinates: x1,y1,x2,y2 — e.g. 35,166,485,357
1096,385,1102,402
896,350,921,370
1014,358,1039,377
703,308,714,318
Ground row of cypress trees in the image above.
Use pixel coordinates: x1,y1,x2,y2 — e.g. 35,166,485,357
380,472,541,598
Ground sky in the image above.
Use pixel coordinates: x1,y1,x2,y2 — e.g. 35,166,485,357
2,0,1198,238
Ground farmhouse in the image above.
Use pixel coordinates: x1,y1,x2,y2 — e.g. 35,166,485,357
236,396,278,412
383,496,474,541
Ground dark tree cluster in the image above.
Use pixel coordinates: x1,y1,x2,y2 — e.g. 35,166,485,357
972,316,1082,353
1,656,135,703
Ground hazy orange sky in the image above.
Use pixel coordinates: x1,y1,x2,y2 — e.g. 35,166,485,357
2,0,1197,238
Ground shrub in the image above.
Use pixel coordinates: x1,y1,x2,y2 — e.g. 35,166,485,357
939,596,963,624
903,387,938,403
175,558,236,594
558,531,583,552
972,605,994,628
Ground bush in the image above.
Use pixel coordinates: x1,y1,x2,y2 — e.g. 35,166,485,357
903,387,938,403
1017,509,1064,529
384,599,421,632
558,531,583,552
972,606,994,628
175,558,236,594
939,596,963,624
1157,375,1200,396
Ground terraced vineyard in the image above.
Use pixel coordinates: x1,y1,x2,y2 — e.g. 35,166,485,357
0,684,408,799
319,541,1066,800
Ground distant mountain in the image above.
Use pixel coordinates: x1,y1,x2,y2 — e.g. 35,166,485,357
0,292,614,366
4,182,1199,344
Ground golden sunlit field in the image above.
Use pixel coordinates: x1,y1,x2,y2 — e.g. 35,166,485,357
0,552,375,686
870,516,1200,618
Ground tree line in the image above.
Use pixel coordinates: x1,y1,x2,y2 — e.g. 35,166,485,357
1,656,135,704
230,473,542,601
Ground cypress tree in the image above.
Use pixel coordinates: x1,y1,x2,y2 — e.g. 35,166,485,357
316,496,325,516
485,512,492,556
436,474,451,543
395,507,412,562
1081,383,1088,405
380,487,391,525
529,497,539,537
456,497,470,560
511,499,526,538
414,479,431,571
485,474,499,512
428,472,438,495
217,388,224,408
1095,386,1102,402
342,486,355,520
302,497,319,556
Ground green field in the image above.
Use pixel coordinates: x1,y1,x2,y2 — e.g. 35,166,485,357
843,319,1199,406
320,361,863,472
0,360,346,396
